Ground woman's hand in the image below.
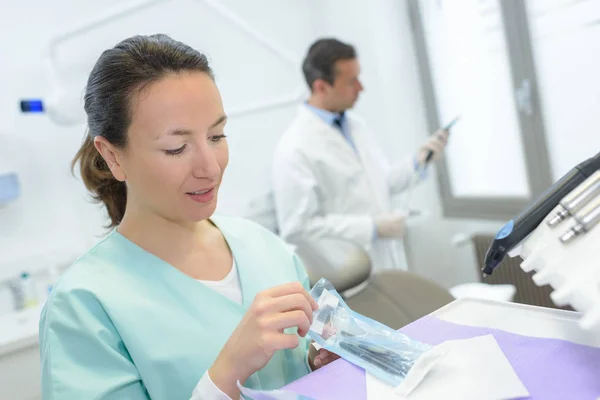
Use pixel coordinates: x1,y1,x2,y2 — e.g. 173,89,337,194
209,282,318,398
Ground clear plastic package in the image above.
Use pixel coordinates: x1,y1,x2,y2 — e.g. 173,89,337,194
307,278,431,386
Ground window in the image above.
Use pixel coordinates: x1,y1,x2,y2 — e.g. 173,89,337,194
409,0,553,220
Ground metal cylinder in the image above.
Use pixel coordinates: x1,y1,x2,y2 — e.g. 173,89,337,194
549,170,600,228
560,195,600,243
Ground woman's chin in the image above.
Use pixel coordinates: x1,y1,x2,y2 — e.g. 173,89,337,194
187,200,218,221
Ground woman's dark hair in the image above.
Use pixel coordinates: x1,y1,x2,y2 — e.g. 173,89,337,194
72,34,213,228
302,38,356,91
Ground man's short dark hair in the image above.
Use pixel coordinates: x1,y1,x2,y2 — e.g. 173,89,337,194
302,38,356,91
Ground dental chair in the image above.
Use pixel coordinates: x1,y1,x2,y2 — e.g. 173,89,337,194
243,191,454,329
293,238,454,330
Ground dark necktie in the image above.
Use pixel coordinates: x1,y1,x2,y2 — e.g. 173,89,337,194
333,113,344,130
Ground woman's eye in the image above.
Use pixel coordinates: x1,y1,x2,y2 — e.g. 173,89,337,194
210,134,227,143
164,144,186,156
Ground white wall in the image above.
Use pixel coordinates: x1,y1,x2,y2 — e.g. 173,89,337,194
0,0,502,316
0,0,315,287
0,0,127,309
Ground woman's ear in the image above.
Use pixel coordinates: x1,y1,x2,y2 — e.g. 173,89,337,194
93,136,127,182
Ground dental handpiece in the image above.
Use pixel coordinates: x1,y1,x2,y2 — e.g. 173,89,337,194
483,151,600,276
559,195,600,243
547,170,600,228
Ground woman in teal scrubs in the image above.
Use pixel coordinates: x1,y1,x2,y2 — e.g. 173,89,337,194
39,34,337,400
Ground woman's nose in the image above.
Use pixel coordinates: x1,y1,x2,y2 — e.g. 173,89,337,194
192,144,221,179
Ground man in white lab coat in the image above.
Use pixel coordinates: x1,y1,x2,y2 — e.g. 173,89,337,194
272,38,448,271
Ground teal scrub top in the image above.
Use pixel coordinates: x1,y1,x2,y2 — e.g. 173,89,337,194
39,216,312,400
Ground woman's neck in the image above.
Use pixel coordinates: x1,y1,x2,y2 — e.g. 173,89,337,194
117,205,216,262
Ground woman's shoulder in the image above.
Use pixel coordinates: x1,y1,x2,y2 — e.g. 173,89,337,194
42,231,129,311
39,229,153,340
211,214,296,256
212,214,308,288
212,214,281,240
57,230,122,280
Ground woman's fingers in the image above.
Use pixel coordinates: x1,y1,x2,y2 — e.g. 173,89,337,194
264,310,312,337
264,282,318,311
268,293,314,325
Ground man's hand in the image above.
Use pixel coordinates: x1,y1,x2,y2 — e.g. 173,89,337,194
374,213,407,239
417,129,449,165
308,343,340,370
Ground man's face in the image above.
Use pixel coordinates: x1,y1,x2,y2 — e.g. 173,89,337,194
324,58,364,111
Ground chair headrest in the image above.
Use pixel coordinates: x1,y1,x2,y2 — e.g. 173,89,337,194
293,238,372,292
241,190,278,234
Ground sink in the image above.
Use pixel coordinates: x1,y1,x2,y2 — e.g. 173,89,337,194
0,305,42,356
0,306,43,400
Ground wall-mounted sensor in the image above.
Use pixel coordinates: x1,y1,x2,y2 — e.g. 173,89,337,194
20,99,45,113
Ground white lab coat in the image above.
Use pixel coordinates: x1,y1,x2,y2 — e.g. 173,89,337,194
272,105,417,271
